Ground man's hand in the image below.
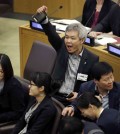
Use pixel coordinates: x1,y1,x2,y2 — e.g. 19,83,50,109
62,106,74,116
37,5,48,13
66,92,78,102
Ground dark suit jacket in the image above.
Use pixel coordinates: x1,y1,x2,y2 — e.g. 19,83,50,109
12,96,57,134
42,22,99,93
71,80,120,118
97,108,120,134
0,77,28,123
93,4,120,36
81,0,115,27
84,121,104,134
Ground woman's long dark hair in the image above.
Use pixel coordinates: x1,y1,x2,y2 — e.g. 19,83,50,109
0,54,14,82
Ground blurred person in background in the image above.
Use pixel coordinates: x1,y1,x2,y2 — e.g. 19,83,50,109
0,53,28,123
89,0,120,37
81,0,115,28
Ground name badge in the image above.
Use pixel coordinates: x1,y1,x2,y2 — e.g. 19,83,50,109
77,73,88,81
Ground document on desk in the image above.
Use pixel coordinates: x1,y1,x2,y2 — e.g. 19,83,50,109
51,19,80,32
51,19,80,25
51,19,91,33
95,37,117,46
51,22,67,31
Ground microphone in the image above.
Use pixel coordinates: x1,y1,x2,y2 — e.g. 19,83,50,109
48,5,63,17
32,5,63,23
85,10,96,27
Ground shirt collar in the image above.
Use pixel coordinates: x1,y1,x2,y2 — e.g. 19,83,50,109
97,107,104,120
95,85,109,97
79,47,84,57
69,47,84,58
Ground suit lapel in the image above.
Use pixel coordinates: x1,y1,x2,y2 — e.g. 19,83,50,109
28,96,50,119
77,48,88,73
109,90,115,109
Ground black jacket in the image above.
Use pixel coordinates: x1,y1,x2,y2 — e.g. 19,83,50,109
81,0,115,27
93,4,120,36
97,109,120,134
12,96,57,134
84,121,104,134
42,22,99,92
72,80,120,112
0,77,28,123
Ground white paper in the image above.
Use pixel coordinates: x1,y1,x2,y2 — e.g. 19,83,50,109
51,19,91,32
51,22,67,31
51,19,80,25
95,37,117,45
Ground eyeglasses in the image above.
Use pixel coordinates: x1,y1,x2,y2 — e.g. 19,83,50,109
29,82,36,86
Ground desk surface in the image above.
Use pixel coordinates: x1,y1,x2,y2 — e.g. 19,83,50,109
19,24,120,81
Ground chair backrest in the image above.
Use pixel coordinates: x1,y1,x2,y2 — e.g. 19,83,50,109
51,97,65,134
15,76,30,105
24,41,57,80
0,121,16,134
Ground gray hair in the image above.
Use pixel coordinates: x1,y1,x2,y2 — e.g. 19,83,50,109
65,22,88,39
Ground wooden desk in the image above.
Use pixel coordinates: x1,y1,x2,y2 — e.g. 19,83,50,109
19,24,120,81
13,0,85,19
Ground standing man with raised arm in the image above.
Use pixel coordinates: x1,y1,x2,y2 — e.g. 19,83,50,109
36,5,99,106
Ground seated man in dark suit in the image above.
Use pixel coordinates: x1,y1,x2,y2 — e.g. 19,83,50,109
77,92,120,134
88,0,120,37
36,6,99,106
62,62,120,116
84,121,105,134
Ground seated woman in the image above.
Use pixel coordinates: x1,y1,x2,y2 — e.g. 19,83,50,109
12,72,57,134
0,53,28,123
81,0,115,28
88,0,120,37
77,92,120,134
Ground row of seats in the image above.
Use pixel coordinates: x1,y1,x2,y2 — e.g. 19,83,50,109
0,40,65,134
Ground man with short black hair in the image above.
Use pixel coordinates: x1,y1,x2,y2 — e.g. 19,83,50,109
77,92,120,134
62,62,120,116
